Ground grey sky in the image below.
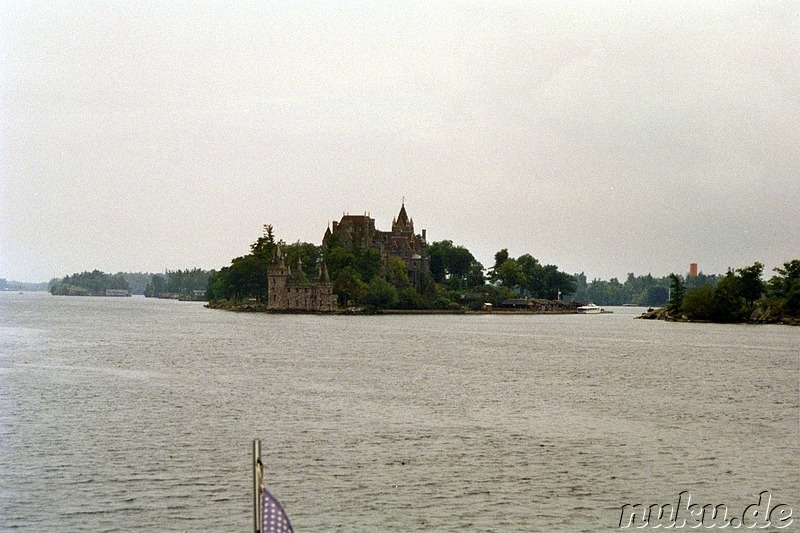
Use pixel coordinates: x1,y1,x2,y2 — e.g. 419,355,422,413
2,1,798,283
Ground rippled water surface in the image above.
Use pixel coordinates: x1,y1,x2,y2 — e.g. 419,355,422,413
1,293,797,531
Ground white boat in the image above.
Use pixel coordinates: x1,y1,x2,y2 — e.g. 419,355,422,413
577,303,602,314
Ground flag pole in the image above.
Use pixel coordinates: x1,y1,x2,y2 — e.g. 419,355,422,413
253,439,262,533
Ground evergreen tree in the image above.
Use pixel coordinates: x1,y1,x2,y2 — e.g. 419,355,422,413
668,273,685,310
735,262,764,307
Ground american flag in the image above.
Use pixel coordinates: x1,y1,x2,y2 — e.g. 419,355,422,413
261,488,294,533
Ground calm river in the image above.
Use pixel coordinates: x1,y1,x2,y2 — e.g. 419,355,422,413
0,292,797,531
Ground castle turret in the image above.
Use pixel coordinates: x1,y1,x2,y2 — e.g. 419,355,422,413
271,244,285,266
292,255,309,284
392,201,414,233
267,245,289,309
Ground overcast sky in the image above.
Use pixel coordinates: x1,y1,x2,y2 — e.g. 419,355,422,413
2,1,798,283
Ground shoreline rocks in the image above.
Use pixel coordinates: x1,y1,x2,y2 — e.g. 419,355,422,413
637,306,799,325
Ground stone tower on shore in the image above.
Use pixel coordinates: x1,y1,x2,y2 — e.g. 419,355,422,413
267,245,337,312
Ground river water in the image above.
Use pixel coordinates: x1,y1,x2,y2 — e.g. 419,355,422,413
0,292,797,531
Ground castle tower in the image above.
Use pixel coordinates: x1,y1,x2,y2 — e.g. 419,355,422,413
267,245,289,309
316,262,336,311
392,201,414,234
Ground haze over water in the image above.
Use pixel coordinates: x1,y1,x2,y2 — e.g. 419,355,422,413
0,293,797,531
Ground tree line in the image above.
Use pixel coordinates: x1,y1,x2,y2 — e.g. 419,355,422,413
144,269,214,299
666,260,799,322
489,249,577,300
570,270,722,307
212,224,780,312
49,270,215,297
206,226,579,310
50,270,130,296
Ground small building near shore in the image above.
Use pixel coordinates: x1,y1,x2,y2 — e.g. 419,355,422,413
499,298,574,312
105,289,130,297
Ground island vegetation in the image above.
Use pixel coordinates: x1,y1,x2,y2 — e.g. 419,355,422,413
50,270,131,296
639,260,800,325
144,269,214,300
570,270,722,307
118,272,154,295
205,225,578,312
47,270,214,299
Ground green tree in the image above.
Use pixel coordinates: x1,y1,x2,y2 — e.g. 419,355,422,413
284,241,322,281
207,267,233,301
489,248,509,281
121,272,154,295
428,241,453,283
354,247,383,283
364,276,398,309
767,260,800,297
685,271,722,290
162,268,212,295
668,273,685,310
572,272,588,301
428,241,448,283
324,247,356,279
680,285,715,320
145,274,166,297
226,255,269,301
250,224,276,262
429,240,455,283
767,259,800,314
735,262,764,307
447,246,477,282
465,263,486,288
643,285,669,306
417,269,437,302
396,286,426,309
387,256,410,288
428,240,482,288
541,265,577,299
710,273,743,322
517,254,541,295
497,259,524,291
333,266,367,306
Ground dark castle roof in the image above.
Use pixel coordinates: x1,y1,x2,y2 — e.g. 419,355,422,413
396,203,409,225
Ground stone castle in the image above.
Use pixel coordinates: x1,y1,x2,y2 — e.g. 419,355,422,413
265,202,428,312
266,246,337,312
323,202,429,287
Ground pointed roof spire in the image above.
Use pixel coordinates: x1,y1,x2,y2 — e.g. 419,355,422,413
397,200,409,225
272,244,285,266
